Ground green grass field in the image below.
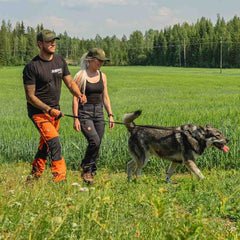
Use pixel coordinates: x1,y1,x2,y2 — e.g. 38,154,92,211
0,66,239,239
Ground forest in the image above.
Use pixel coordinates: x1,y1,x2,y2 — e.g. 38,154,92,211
0,14,240,68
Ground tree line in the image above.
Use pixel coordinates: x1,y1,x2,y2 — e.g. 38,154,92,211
1,15,240,68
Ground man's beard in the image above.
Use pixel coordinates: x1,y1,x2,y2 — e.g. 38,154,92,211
43,45,55,55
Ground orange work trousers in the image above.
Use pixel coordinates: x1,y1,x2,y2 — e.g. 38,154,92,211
30,113,66,182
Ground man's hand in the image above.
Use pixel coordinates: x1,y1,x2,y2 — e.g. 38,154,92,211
79,94,87,104
48,108,64,120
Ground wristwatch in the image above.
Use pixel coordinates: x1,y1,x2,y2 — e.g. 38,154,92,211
108,113,114,117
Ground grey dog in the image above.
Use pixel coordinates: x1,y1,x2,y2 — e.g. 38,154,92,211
124,110,229,183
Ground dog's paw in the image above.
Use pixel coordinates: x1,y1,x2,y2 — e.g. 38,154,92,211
127,176,134,183
165,179,178,185
165,179,173,184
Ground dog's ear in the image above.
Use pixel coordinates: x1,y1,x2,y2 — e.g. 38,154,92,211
192,127,205,138
205,124,212,129
134,110,142,117
192,130,200,138
198,126,206,135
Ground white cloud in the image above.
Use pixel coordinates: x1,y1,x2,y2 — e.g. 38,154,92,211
105,18,132,35
149,7,182,27
101,6,185,38
157,7,171,17
106,18,124,26
105,18,138,30
60,0,130,8
0,0,17,2
45,16,66,28
91,0,127,4
34,16,88,37
103,6,184,37
24,16,66,33
150,7,173,21
27,0,46,3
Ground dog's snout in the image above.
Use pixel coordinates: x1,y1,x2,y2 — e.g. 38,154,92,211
226,138,229,143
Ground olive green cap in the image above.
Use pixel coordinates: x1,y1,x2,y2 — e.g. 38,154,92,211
87,48,110,61
37,29,60,42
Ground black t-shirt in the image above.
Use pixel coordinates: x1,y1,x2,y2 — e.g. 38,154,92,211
23,54,70,117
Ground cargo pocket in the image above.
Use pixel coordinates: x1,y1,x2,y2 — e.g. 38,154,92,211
38,121,59,141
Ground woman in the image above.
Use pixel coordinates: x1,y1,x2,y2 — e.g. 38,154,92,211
72,48,114,184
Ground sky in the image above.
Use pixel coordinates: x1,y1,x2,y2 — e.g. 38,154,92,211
0,0,240,39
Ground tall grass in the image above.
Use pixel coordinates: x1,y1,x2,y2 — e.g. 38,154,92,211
0,66,239,171
0,164,239,239
0,66,239,239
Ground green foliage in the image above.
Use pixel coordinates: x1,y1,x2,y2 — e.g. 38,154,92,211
0,66,239,173
0,66,240,239
0,164,239,239
2,16,240,67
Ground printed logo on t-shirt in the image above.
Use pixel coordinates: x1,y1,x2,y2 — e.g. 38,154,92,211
51,68,62,75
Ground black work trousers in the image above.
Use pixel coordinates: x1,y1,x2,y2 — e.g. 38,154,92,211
78,103,105,173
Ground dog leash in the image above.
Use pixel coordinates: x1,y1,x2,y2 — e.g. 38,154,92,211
64,114,124,125
64,113,181,131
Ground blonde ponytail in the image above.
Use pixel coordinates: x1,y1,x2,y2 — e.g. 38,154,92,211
74,52,89,95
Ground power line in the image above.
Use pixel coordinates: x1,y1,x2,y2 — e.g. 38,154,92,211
1,40,240,53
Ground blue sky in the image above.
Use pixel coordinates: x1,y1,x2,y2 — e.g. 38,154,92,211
0,0,239,39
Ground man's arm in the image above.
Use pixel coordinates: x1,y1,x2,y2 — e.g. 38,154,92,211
24,84,51,113
24,84,61,118
63,75,87,103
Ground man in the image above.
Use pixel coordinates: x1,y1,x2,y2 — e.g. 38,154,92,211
23,29,86,183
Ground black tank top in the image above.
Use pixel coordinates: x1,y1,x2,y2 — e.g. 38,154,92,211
85,71,104,104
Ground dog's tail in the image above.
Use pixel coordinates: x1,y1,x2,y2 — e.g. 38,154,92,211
123,110,142,131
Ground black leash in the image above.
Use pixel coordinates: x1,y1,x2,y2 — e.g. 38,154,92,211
64,114,124,125
64,114,178,130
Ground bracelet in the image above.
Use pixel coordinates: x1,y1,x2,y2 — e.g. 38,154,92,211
108,113,114,117
48,108,52,116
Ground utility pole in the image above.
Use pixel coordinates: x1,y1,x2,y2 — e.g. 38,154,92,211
179,42,181,67
183,38,186,67
220,37,223,74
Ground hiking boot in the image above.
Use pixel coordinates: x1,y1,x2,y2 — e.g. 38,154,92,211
82,172,94,184
52,173,66,183
25,173,40,185
51,158,67,183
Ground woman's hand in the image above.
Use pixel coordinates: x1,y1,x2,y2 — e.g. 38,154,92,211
73,118,81,132
109,116,114,130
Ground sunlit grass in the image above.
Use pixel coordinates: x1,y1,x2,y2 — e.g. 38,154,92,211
0,66,239,170
0,66,240,239
0,163,239,239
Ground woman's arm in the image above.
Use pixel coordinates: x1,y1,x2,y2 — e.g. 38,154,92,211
72,96,81,132
102,73,114,130
72,71,82,132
